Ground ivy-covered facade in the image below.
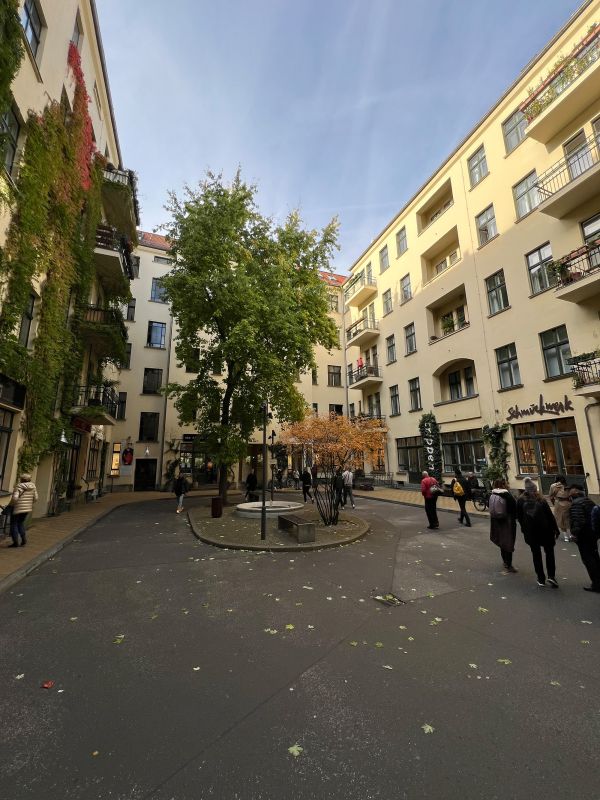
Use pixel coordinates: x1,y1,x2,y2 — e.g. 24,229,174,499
0,1,138,515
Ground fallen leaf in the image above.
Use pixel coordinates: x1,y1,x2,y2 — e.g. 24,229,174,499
421,723,435,734
581,620,593,625
468,664,478,669
69,617,78,622
349,641,358,647
497,658,512,665
581,640,590,645
41,680,55,689
113,634,125,645
382,664,393,670
478,607,489,614
302,586,314,591
550,680,561,686
307,625,315,629
288,743,304,757
374,642,384,648
398,625,407,630
285,624,295,631
14,674,24,680
92,751,99,757
408,636,415,642
193,666,200,671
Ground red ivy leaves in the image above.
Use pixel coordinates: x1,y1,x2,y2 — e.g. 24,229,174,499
68,41,95,191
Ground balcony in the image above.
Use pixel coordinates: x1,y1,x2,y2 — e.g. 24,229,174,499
536,134,600,218
71,384,118,425
95,224,136,289
350,413,386,428
348,365,383,391
346,317,379,347
102,167,140,241
343,273,377,307
521,26,600,143
571,357,600,399
551,240,600,302
78,305,128,353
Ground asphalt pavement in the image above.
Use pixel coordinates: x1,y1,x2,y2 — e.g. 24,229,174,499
0,493,599,800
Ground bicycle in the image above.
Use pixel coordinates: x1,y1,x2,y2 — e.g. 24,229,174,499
472,486,491,512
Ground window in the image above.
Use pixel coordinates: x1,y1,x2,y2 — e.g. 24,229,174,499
390,384,400,416
496,343,521,389
540,325,571,378
400,274,411,303
502,110,526,154
311,367,318,385
485,270,509,314
153,255,172,265
139,412,160,442
583,213,600,271
405,323,416,355
150,278,167,303
379,245,389,273
147,321,166,349
514,418,583,480
328,293,339,312
464,366,475,397
476,205,497,246
21,0,43,58
514,171,539,219
456,305,466,328
564,130,593,180
185,348,200,373
329,404,343,416
121,343,132,369
143,368,163,394
116,392,127,420
382,289,392,315
441,429,485,473
86,438,101,480
448,370,462,401
396,435,423,474
126,298,136,321
312,403,318,415
386,334,396,363
349,403,355,419
327,365,342,387
526,243,555,294
18,292,35,347
1,106,20,176
468,145,488,187
72,13,83,49
409,378,421,411
396,227,407,256
0,410,15,491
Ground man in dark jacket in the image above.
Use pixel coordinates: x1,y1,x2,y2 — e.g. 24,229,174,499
450,469,472,527
516,477,559,587
569,485,600,593
245,470,257,500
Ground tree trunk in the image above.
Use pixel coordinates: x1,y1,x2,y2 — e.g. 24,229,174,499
218,464,229,505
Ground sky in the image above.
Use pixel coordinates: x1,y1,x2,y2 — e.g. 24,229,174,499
96,0,582,273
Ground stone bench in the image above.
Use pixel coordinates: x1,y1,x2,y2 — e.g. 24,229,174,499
278,513,316,543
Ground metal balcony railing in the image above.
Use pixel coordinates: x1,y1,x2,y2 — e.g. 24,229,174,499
80,305,128,340
73,384,119,418
571,358,600,388
343,273,376,303
537,133,600,198
103,166,140,225
346,317,379,343
350,413,386,423
95,224,135,280
348,365,382,385
552,240,600,288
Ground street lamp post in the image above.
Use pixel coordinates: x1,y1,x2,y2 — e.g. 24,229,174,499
268,430,277,502
260,402,270,540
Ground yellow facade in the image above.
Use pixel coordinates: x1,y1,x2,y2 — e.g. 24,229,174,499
343,2,600,497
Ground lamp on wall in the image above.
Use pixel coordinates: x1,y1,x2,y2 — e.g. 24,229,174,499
60,430,68,445
144,446,150,457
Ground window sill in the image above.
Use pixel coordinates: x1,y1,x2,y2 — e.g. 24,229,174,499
396,248,408,259
477,233,499,250
144,345,166,350
389,412,401,418
327,384,343,389
400,296,412,305
408,407,423,413
497,384,524,393
514,207,539,225
468,171,490,191
386,359,397,366
382,309,393,318
405,349,418,357
433,393,479,407
149,299,168,304
429,323,470,344
487,305,511,319
543,374,571,383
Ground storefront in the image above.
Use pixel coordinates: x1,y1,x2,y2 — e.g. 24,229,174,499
441,428,486,475
512,417,584,493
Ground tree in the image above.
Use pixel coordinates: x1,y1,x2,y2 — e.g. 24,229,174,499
282,413,387,526
161,171,339,502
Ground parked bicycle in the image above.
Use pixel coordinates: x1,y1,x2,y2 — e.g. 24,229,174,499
472,485,491,512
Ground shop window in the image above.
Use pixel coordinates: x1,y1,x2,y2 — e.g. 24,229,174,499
441,428,484,473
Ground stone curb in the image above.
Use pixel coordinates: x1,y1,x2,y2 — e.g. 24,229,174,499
353,492,488,518
188,509,370,552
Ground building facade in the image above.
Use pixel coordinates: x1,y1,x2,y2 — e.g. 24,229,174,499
343,1,600,496
0,1,137,515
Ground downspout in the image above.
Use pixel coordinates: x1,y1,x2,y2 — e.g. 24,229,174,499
159,311,174,489
584,401,600,494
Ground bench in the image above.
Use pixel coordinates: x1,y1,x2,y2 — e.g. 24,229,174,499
278,513,316,543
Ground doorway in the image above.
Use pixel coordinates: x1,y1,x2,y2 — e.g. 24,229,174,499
134,459,157,491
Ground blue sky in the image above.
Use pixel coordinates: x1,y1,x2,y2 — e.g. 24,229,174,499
97,0,581,272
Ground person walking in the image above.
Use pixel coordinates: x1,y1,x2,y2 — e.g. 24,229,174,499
420,471,440,530
450,468,472,527
333,467,345,511
8,473,38,547
549,474,572,542
292,469,300,490
301,469,314,503
488,479,518,572
516,477,559,587
569,485,599,593
310,462,318,488
342,466,356,509
245,469,257,500
173,473,189,514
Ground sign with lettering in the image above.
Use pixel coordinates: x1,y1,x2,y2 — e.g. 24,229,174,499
418,412,442,480
506,394,574,422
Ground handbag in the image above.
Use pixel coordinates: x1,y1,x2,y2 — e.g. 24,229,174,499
430,484,444,495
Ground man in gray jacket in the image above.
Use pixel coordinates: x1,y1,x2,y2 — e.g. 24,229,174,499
9,473,38,547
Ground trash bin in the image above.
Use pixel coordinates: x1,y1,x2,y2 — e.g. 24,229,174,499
211,496,223,518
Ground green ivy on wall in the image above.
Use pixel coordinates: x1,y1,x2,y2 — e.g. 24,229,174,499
481,424,510,484
0,0,24,204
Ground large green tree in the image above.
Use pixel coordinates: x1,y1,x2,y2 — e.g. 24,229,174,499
161,171,339,501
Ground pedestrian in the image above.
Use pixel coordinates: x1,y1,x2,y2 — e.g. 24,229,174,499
292,468,300,490
276,468,283,489
488,479,518,573
245,469,257,500
301,469,314,503
516,477,559,587
420,471,441,530
311,462,318,488
8,473,38,547
450,468,472,527
333,467,345,510
569,484,599,593
548,474,572,542
467,472,480,493
342,466,356,509
173,473,189,514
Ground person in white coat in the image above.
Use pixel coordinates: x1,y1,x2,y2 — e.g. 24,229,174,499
9,473,38,547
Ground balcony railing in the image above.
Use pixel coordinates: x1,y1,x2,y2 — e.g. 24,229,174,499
103,166,140,226
80,305,128,339
521,26,600,121
348,365,382,385
346,317,379,343
95,224,135,280
537,133,600,198
571,358,600,388
551,240,600,288
73,384,119,418
344,274,376,303
350,412,386,423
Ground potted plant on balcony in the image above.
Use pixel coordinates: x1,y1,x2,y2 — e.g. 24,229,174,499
441,316,455,336
547,259,572,284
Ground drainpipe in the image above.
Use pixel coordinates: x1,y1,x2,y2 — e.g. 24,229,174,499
158,311,174,489
584,401,600,494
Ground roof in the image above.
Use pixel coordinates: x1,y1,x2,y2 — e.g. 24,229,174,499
319,271,346,287
138,231,170,251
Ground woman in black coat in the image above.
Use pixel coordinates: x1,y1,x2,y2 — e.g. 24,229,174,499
488,479,518,572
516,477,560,587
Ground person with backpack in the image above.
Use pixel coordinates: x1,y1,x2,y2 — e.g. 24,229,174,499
549,474,572,542
569,485,599,593
173,473,189,514
516,477,559,587
488,479,518,572
420,471,441,530
450,468,471,527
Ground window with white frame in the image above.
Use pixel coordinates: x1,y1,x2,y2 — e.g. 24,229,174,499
396,227,407,256
468,146,488,187
514,171,539,219
502,110,526,154
400,274,411,303
485,270,509,314
147,321,166,349
540,325,571,378
526,243,555,294
379,245,389,273
496,343,521,389
382,289,392,315
150,278,167,303
476,205,497,246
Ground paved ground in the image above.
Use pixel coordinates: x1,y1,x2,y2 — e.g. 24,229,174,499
0,493,598,800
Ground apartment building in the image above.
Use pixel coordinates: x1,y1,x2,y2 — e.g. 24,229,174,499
343,1,600,497
0,1,137,515
110,233,349,491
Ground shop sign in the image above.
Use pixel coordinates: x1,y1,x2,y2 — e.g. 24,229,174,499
182,433,198,442
506,394,574,422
